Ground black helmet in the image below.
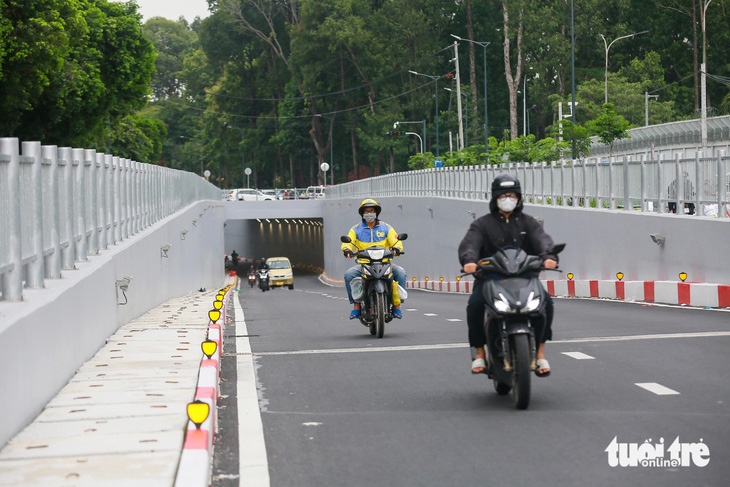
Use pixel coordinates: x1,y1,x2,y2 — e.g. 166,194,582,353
491,174,521,200
358,198,382,217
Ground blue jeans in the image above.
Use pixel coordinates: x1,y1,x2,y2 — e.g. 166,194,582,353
344,264,406,304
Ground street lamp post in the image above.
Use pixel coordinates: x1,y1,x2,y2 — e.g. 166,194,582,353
408,70,440,156
700,0,713,150
599,30,649,104
444,88,469,147
451,34,490,159
394,121,426,152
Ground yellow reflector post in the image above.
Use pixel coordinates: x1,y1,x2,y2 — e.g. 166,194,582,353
208,309,221,323
213,300,223,310
201,340,218,359
567,273,574,280
440,277,444,282
187,400,210,429
456,276,461,281
425,277,429,281
616,272,624,281
679,272,687,282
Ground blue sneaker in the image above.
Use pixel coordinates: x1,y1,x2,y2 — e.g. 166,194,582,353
392,309,403,319
349,309,361,320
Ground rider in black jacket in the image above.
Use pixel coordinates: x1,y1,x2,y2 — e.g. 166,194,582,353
458,174,558,376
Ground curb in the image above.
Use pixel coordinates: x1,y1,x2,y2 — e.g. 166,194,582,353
321,273,729,309
174,280,234,487
403,278,730,309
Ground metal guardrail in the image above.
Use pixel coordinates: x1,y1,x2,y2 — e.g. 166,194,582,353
328,155,730,218
0,137,220,301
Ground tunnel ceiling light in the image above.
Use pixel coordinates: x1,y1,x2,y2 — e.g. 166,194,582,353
201,340,218,359
257,219,262,223
285,219,289,223
266,219,271,223
275,219,280,223
187,400,210,429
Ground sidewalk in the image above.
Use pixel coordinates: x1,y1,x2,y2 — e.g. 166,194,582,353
0,281,232,487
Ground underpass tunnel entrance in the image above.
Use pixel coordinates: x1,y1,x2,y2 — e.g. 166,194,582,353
224,217,324,276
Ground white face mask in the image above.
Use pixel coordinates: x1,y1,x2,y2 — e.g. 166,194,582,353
363,212,377,222
497,195,518,213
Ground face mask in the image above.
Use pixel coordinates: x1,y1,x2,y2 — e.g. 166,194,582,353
363,213,377,223
497,196,518,213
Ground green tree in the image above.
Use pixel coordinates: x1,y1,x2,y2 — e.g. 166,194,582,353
585,103,631,156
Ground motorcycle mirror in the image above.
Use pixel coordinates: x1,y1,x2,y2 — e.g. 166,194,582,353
340,236,352,243
397,233,408,241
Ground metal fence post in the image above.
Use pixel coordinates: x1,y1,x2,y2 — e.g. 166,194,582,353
22,141,45,288
623,156,631,211
42,145,62,278
0,138,23,300
718,155,726,218
72,148,87,261
86,149,99,254
657,154,664,213
57,148,75,269
96,153,107,250
675,154,682,214
640,154,647,212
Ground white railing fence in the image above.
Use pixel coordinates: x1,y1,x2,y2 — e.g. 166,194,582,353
0,137,220,301
328,155,730,217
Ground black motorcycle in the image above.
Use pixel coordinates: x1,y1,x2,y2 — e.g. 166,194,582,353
258,268,270,292
469,244,564,410
340,234,407,338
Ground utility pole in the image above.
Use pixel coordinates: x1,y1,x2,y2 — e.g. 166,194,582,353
454,41,465,151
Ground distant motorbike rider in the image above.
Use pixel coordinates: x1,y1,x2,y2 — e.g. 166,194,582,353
342,199,407,320
458,175,558,376
257,258,269,271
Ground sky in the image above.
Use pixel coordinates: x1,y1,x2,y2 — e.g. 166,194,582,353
115,0,211,22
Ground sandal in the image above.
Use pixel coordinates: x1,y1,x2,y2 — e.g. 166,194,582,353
471,357,487,374
535,358,551,377
392,309,402,319
349,309,361,320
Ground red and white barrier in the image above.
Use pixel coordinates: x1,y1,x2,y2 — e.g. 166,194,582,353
402,278,728,308
174,283,233,487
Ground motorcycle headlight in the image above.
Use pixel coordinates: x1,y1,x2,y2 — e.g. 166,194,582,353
494,293,512,313
521,292,541,312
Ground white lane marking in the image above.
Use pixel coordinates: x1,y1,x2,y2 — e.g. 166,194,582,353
447,319,463,322
406,308,418,311
424,313,438,317
302,422,322,426
229,330,730,358
635,383,681,395
234,293,271,487
554,331,730,344
562,351,595,360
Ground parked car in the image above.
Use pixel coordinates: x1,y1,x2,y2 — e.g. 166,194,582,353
305,185,326,199
235,188,274,201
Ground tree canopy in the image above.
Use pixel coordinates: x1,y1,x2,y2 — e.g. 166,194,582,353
2,0,729,184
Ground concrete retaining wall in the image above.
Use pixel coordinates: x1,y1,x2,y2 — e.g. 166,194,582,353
322,197,730,287
0,201,225,447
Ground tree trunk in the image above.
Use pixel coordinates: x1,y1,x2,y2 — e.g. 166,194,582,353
501,2,524,140
350,127,359,181
466,0,478,143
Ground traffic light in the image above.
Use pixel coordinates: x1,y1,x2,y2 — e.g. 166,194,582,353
386,131,405,136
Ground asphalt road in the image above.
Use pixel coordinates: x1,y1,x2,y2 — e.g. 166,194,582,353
213,274,730,487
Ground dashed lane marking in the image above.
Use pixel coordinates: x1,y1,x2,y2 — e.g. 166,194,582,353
424,313,438,317
635,382,681,395
562,351,595,360
227,330,730,357
447,319,463,322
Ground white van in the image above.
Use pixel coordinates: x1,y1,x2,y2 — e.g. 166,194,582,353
305,185,326,199
235,188,274,201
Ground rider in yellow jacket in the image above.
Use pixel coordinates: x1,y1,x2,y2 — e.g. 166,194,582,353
342,199,406,319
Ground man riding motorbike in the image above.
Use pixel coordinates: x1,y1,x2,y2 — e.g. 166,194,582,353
342,199,407,320
458,175,558,376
